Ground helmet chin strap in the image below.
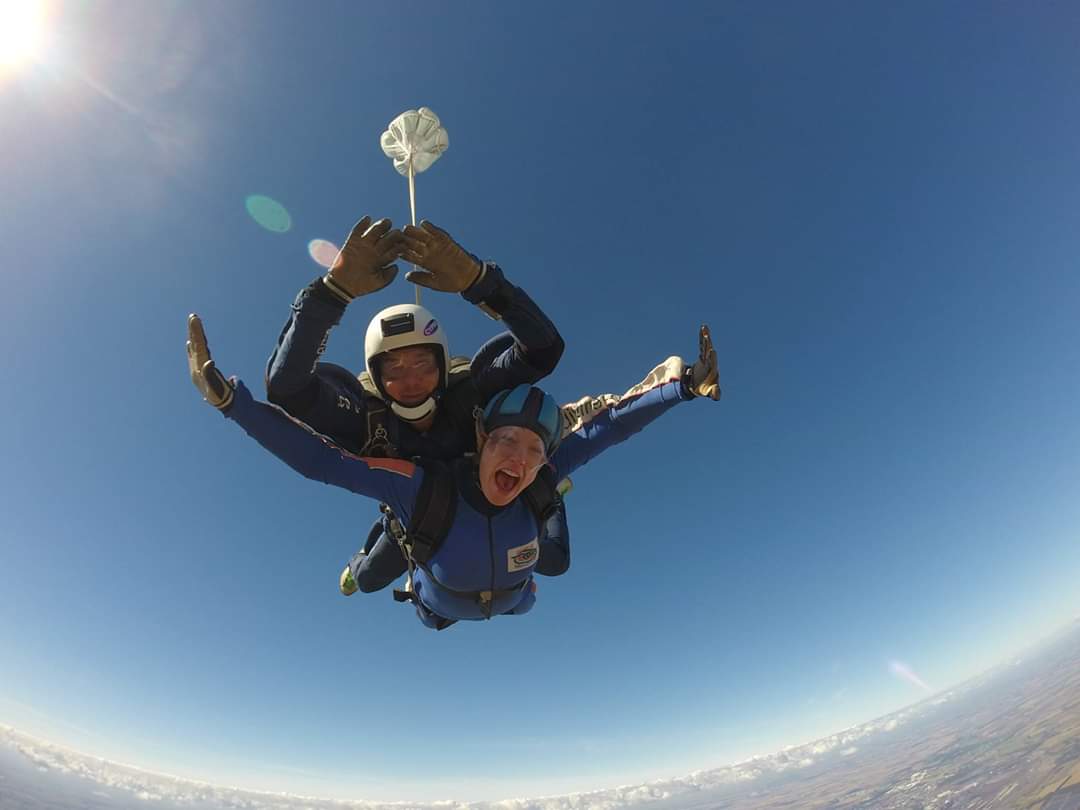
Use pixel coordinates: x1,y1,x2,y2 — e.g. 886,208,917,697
390,397,437,423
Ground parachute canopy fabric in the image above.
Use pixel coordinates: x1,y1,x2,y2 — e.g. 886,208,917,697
380,107,448,176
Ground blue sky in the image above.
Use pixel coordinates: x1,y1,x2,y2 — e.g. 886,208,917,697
2,0,1079,802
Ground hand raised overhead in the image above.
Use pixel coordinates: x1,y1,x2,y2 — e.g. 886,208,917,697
401,220,483,293
323,216,404,302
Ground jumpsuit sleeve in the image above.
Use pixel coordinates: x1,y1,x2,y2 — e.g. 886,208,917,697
223,380,418,521
549,380,692,482
461,264,565,402
264,279,370,421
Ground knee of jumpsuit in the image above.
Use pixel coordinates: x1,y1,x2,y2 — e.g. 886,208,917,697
362,516,384,554
354,533,408,593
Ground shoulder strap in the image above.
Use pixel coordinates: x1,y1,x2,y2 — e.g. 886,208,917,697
403,459,458,564
521,465,559,530
436,356,479,438
448,355,472,377
355,369,380,398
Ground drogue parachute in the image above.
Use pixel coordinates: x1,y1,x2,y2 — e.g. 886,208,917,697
380,107,448,176
380,107,449,304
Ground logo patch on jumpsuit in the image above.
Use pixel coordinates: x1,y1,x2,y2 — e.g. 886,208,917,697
507,538,539,573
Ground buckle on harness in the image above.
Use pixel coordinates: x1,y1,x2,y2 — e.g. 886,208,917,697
379,502,407,543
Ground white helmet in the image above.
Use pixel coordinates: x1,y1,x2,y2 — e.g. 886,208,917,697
364,304,450,423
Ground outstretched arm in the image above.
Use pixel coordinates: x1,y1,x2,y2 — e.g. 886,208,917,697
190,315,418,520
551,326,721,480
401,221,565,397
552,374,690,481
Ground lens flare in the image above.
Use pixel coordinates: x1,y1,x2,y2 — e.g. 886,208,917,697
245,195,291,233
307,239,339,269
0,0,48,74
888,660,932,693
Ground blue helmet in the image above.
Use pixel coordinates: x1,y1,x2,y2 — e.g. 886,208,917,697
483,384,563,456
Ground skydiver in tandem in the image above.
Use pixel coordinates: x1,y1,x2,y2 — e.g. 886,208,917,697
263,216,574,587
187,311,721,630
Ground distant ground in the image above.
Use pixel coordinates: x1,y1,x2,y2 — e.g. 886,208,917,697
3,621,1080,809
643,620,1080,810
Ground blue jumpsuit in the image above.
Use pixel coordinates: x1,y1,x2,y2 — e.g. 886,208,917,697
263,265,571,579
222,376,691,627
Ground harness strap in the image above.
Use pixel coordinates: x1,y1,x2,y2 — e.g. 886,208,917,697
357,398,396,457
521,465,559,527
438,370,480,440
402,460,457,564
392,575,527,613
391,587,458,631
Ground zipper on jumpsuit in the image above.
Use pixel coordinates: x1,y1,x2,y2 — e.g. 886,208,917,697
485,515,496,619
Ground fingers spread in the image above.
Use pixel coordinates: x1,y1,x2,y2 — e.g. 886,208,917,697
376,231,405,264
402,224,431,249
401,247,428,265
379,227,405,245
348,216,373,237
362,218,393,240
419,220,448,238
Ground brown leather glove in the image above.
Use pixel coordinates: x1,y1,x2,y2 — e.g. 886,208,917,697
323,216,404,302
686,324,721,401
187,314,234,410
401,221,483,293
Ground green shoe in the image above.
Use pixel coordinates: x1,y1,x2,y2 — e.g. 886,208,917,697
340,566,357,596
340,566,358,596
339,550,366,596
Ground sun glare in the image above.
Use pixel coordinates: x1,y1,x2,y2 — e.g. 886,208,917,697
0,0,48,73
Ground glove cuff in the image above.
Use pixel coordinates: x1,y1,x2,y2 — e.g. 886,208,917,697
680,366,697,398
463,260,488,292
463,262,509,320
321,273,355,305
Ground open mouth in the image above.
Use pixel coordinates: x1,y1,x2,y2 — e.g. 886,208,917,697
494,468,521,495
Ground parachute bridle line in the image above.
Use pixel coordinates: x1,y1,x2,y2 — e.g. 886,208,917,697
408,158,420,306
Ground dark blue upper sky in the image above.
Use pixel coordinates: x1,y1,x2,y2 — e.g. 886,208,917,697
1,0,1079,801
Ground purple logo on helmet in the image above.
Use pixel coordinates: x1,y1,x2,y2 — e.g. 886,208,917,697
423,319,438,336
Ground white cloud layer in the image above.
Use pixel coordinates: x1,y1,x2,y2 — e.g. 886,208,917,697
0,687,964,810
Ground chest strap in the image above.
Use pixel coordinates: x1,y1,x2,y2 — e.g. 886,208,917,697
356,398,397,457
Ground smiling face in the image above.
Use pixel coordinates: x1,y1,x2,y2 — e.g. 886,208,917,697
477,425,547,507
378,346,440,406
